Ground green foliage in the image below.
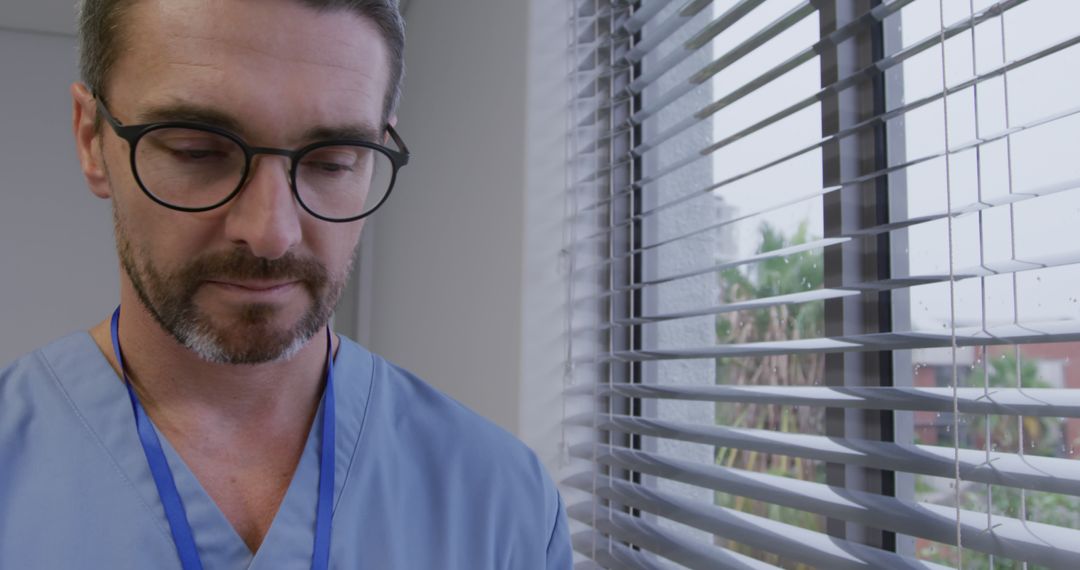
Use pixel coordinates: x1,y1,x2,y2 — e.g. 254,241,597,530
713,220,826,568
917,352,1075,568
966,352,1062,457
712,224,1075,569
715,220,823,344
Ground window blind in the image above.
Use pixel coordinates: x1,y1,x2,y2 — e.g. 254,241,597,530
563,0,1080,568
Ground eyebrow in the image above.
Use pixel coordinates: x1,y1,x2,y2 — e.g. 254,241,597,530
137,103,246,134
136,102,383,145
303,124,383,144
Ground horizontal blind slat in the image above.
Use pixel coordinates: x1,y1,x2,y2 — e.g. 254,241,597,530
622,0,669,35
626,0,920,125
566,1,1080,568
569,413,1080,495
565,384,1080,417
626,0,1017,131
574,0,1046,214
627,0,769,93
628,55,1080,210
572,559,608,570
569,256,1077,310
567,502,782,570
572,235,846,283
571,0,725,105
605,150,1079,265
571,171,1080,261
577,83,1078,237
569,446,1080,567
569,254,1073,309
571,530,670,570
599,288,857,328
575,319,1080,361
567,473,961,570
623,0,717,64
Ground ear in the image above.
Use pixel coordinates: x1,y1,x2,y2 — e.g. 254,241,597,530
71,82,112,200
384,114,398,144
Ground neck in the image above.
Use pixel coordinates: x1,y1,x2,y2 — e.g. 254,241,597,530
90,288,334,437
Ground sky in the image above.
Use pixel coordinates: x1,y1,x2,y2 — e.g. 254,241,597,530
662,0,1080,332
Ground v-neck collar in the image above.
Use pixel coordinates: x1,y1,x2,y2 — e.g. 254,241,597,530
41,331,375,569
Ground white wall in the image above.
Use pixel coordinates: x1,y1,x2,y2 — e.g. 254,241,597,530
370,0,568,471
0,27,119,365
518,0,574,477
369,0,528,435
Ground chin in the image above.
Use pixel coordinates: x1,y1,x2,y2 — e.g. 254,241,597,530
179,303,327,365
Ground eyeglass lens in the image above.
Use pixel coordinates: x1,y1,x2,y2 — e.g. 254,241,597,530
134,127,393,220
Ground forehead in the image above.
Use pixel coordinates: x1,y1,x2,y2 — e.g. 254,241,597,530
108,0,390,141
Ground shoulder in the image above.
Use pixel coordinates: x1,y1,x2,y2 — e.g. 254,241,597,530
336,335,559,504
0,333,89,407
331,339,569,566
0,332,115,475
353,339,547,479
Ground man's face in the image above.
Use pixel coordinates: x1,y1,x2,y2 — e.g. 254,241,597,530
91,0,390,363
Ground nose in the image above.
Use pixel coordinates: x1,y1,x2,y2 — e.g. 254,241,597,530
223,154,302,260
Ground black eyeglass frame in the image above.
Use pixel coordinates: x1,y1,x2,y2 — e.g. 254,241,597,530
95,98,410,223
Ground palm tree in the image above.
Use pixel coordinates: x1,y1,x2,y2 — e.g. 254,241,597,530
919,352,1073,570
714,220,825,481
965,351,1060,457
713,221,826,564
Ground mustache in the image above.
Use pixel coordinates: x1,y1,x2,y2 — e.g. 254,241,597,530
176,248,330,292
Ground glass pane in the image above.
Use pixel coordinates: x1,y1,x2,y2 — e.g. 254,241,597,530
889,1,1080,566
296,145,393,219
705,2,826,562
638,1,825,567
135,127,244,208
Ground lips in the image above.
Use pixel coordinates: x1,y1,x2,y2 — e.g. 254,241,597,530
205,279,300,292
207,278,298,289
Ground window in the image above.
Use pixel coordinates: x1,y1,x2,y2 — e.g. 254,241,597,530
563,1,1080,568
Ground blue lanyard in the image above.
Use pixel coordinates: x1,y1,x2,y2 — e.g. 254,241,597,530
110,306,335,570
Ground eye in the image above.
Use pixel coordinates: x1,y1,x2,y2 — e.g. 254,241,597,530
311,161,353,173
301,147,363,174
167,141,230,161
144,130,238,163
176,149,221,160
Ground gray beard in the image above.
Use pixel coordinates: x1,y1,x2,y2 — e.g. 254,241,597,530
113,208,347,365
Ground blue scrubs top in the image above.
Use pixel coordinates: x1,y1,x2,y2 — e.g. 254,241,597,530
0,332,571,569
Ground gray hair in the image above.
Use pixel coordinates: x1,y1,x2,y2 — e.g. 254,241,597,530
77,0,406,124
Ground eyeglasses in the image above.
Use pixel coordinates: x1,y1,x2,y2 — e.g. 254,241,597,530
96,98,410,222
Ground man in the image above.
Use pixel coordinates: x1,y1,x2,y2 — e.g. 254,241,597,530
0,0,571,568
